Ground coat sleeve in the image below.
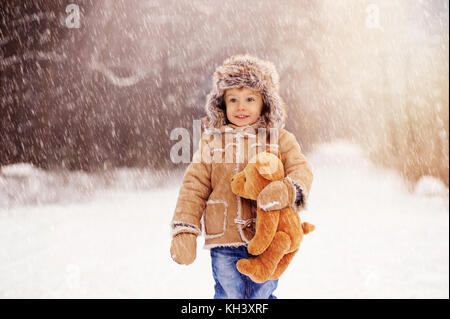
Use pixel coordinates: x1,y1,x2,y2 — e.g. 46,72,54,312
170,137,212,237
279,130,314,212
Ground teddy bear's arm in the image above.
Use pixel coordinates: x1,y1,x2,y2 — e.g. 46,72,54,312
290,178,304,207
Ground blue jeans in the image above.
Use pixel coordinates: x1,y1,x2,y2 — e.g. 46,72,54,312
210,246,278,299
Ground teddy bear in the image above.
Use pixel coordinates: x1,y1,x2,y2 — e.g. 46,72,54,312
230,149,315,283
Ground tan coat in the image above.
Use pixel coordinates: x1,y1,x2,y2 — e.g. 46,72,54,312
171,117,313,249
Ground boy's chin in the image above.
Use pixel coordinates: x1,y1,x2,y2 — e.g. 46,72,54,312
230,118,258,127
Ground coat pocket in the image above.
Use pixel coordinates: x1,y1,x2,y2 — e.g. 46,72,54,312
204,199,228,238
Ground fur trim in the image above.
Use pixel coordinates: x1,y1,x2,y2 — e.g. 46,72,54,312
234,132,253,244
259,201,281,211
285,176,309,212
170,221,201,237
204,54,287,129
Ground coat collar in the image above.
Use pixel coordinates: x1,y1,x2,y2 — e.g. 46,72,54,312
204,116,267,136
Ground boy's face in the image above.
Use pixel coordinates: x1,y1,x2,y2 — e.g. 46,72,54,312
224,87,264,127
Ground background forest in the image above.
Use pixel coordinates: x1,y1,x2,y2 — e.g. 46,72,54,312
1,0,448,186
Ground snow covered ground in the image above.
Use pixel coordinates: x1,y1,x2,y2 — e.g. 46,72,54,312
0,139,448,299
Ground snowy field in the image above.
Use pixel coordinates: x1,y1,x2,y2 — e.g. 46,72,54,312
0,139,448,299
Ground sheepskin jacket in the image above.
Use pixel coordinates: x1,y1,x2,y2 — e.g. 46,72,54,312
171,117,313,249
170,54,313,249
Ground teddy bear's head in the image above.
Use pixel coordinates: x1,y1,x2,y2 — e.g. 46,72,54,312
230,149,284,200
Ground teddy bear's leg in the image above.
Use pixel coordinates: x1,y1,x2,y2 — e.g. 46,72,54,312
236,231,291,283
247,207,279,256
277,208,304,251
269,249,299,280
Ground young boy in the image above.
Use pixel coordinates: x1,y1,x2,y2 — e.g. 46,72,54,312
170,54,313,299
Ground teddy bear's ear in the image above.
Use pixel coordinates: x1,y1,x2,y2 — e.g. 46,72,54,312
256,152,284,181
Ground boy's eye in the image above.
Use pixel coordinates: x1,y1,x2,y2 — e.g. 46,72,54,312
228,97,255,103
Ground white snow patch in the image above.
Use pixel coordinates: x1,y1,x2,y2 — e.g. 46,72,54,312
414,175,449,198
1,163,42,177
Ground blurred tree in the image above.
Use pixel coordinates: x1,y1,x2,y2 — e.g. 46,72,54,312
1,0,447,188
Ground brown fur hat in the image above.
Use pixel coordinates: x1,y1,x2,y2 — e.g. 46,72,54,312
203,54,287,129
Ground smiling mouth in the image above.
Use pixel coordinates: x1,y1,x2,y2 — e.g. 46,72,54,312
235,115,249,119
